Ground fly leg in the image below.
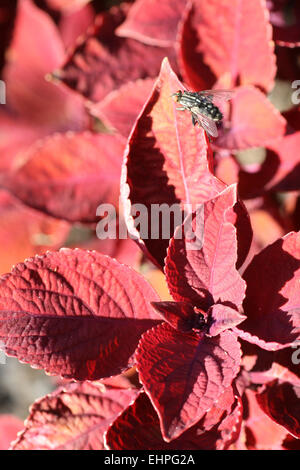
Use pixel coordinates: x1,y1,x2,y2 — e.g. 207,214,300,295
191,114,198,126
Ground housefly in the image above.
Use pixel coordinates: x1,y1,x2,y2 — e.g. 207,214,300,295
172,89,233,139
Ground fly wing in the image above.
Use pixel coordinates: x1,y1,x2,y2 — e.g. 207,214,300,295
192,110,219,137
199,90,234,102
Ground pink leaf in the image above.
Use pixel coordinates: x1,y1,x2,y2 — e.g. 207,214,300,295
116,0,186,47
46,0,92,12
178,0,276,91
237,231,300,349
136,323,241,441
165,185,247,310
3,0,87,130
11,380,138,450
121,57,225,268
215,86,286,151
0,249,160,380
90,78,155,138
0,415,23,450
2,132,125,223
207,304,246,337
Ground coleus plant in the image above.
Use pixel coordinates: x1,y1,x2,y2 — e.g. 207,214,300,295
0,0,300,451
0,57,299,450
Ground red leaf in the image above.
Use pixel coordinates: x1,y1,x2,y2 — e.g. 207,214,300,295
256,380,300,438
241,388,288,450
215,86,286,151
237,231,300,349
0,249,160,380
0,415,23,450
136,323,241,441
178,0,276,91
56,4,178,102
165,185,247,310
122,57,225,268
116,0,186,47
11,380,138,450
2,131,125,223
106,389,242,450
3,0,87,130
90,78,155,138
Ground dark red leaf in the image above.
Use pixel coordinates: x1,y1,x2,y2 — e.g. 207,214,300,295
0,415,23,450
0,0,17,73
237,231,300,349
89,78,155,138
165,185,247,310
56,4,178,102
121,57,226,269
2,131,125,223
268,0,300,47
106,389,242,450
177,0,276,91
0,249,160,380
241,388,288,450
151,301,201,333
116,0,186,47
136,323,241,441
256,380,300,438
215,86,286,151
176,1,216,91
11,380,138,450
247,347,300,387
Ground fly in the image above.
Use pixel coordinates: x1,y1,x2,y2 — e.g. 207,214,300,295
172,89,233,140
